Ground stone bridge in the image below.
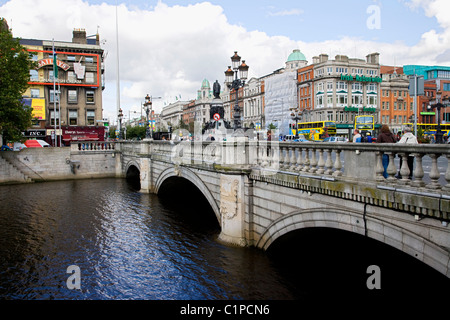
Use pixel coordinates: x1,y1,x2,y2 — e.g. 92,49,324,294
77,139,450,277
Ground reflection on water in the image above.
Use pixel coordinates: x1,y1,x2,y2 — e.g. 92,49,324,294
0,178,448,300
0,179,294,300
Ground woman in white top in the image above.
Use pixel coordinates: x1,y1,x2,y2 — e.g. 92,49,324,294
397,126,418,179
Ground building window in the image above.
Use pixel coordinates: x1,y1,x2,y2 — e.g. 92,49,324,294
67,56,76,62
437,70,450,79
86,72,95,84
317,95,324,107
443,83,450,91
68,110,78,125
86,91,95,103
49,70,56,81
352,83,363,92
327,111,333,121
327,82,333,91
50,110,60,126
68,71,76,82
86,110,95,125
337,81,347,91
30,88,40,98
85,57,94,64
29,69,39,81
68,90,77,103
327,94,333,105
366,83,377,93
317,82,324,92
352,94,363,105
49,89,59,103
337,94,347,105
367,95,377,106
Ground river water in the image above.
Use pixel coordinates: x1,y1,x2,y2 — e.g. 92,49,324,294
0,178,448,301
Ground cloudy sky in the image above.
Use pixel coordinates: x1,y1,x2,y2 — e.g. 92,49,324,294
1,0,449,123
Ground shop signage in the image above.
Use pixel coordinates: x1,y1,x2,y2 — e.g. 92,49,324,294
22,130,46,137
37,59,70,71
344,106,377,113
340,74,382,83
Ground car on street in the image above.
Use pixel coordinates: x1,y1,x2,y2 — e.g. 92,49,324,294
285,134,308,142
322,136,348,143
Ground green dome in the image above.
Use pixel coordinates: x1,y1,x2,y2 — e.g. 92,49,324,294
201,78,210,88
287,49,306,62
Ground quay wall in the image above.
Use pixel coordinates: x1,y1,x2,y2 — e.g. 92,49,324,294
0,147,116,184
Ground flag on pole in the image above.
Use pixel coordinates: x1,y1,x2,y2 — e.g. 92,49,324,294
53,48,58,79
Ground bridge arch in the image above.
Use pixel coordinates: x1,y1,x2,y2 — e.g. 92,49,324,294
125,160,141,177
256,208,450,276
155,166,221,222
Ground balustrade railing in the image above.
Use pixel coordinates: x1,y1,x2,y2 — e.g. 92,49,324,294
72,141,116,152
114,140,450,192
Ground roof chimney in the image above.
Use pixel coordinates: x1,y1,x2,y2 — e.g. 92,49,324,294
72,28,87,44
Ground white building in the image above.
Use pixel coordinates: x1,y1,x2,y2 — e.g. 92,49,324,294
160,100,189,129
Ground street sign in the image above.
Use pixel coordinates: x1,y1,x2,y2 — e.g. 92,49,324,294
409,76,424,96
213,113,221,121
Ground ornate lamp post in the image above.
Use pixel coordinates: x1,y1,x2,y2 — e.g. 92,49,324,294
428,91,450,144
118,108,123,140
225,51,249,131
290,109,302,139
143,94,152,139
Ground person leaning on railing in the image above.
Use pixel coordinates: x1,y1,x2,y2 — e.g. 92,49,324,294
396,126,418,179
376,125,397,178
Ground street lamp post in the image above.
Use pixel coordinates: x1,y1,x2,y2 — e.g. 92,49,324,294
225,51,249,131
118,108,123,140
143,94,162,140
428,92,449,144
290,109,302,139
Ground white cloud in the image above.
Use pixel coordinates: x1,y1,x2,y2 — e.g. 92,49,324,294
1,0,450,122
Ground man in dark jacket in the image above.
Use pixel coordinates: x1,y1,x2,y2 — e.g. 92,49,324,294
376,125,396,178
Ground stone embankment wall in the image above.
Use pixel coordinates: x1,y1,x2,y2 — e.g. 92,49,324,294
0,146,116,184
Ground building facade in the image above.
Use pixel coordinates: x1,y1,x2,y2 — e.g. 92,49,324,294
307,53,381,126
380,66,415,133
404,65,450,124
243,77,263,129
20,29,105,145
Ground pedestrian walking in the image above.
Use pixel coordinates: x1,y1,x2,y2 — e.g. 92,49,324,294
352,129,361,143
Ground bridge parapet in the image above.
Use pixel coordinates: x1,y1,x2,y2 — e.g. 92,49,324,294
116,140,450,221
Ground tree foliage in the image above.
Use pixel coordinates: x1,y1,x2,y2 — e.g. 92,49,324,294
0,26,36,142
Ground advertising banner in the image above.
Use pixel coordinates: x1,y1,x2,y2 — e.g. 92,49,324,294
31,98,46,120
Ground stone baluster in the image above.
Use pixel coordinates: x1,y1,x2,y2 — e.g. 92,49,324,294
428,153,441,189
375,152,384,182
289,146,297,171
324,149,333,175
316,149,325,174
333,149,343,177
411,153,425,188
261,143,269,168
279,146,287,169
386,152,397,182
444,154,450,192
398,153,411,185
309,148,318,173
302,147,310,172
296,147,303,171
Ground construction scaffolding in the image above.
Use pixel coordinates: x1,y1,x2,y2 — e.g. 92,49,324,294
264,71,298,136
